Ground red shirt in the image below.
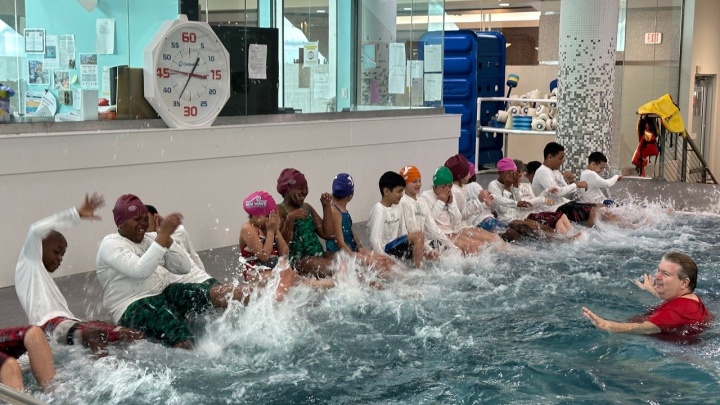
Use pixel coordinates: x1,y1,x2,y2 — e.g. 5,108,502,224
642,296,713,341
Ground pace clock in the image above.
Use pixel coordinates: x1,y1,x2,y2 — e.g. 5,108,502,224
144,15,230,128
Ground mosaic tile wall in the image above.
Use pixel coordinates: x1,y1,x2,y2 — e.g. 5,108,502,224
557,0,620,174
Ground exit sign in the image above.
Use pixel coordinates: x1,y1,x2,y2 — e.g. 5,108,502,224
645,32,662,44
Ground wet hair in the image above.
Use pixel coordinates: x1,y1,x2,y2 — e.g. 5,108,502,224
379,171,406,196
543,142,565,160
513,159,525,173
662,252,698,292
145,205,158,215
525,161,542,175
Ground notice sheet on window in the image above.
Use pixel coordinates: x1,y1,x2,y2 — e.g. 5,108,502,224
388,43,406,94
248,44,267,79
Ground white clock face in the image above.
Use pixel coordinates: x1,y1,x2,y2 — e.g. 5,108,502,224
145,19,230,128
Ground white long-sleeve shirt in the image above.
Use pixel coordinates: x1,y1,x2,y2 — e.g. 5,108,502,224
399,194,455,251
96,232,192,323
15,208,79,326
487,180,546,222
456,183,493,226
367,202,407,254
166,225,212,284
419,189,464,235
577,169,619,204
532,164,577,207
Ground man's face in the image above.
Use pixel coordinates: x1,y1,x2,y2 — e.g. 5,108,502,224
547,151,565,170
118,213,149,243
42,237,67,273
654,259,690,300
405,178,422,197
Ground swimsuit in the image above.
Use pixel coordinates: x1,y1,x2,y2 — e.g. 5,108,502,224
325,205,358,252
278,203,325,263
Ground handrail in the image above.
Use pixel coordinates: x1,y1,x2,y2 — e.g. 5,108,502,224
0,384,48,405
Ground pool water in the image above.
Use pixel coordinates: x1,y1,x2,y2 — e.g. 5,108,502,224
31,205,720,404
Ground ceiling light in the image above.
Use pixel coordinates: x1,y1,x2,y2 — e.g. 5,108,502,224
404,7,412,11
499,3,510,6
316,9,326,13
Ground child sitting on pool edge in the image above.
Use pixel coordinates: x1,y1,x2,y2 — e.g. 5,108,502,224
367,171,425,268
326,173,395,274
276,168,336,278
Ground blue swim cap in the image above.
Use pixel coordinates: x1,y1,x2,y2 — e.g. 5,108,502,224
332,173,354,198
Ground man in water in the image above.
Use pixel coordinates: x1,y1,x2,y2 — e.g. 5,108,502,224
583,252,712,338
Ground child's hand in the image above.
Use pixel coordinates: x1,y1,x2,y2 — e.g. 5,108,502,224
78,193,105,220
563,171,576,183
289,208,308,222
320,193,333,206
547,187,559,195
575,180,589,190
437,187,451,203
517,201,533,208
479,190,493,206
267,211,280,231
618,175,624,181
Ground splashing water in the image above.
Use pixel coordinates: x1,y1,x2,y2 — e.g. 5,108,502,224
25,203,720,403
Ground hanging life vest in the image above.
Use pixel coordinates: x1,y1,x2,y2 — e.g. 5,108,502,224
631,115,661,176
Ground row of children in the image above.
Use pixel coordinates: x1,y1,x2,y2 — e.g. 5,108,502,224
1,141,622,393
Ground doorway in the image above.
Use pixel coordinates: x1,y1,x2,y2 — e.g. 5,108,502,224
693,75,714,160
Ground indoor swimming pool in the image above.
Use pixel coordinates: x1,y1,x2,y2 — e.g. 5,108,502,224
24,202,720,404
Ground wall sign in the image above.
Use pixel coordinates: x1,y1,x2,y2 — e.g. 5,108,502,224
644,32,662,44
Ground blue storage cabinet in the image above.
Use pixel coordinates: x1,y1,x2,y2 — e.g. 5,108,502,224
419,30,505,167
475,31,506,167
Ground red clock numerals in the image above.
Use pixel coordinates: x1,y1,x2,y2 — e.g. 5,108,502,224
156,67,169,78
183,106,198,117
211,70,222,80
181,32,197,43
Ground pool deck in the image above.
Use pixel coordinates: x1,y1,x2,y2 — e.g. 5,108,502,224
1,175,717,329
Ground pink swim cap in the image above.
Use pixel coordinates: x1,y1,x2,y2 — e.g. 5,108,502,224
243,191,277,216
496,158,518,172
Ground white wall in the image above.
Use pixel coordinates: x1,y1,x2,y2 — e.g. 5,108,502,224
0,114,460,288
684,0,720,177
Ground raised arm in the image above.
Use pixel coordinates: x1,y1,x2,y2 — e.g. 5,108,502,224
534,168,577,198
584,171,621,189
582,307,660,334
632,274,661,298
319,193,335,240
98,238,176,279
240,213,283,262
22,193,105,261
156,213,193,274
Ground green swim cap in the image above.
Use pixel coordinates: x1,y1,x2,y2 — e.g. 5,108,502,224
433,166,453,186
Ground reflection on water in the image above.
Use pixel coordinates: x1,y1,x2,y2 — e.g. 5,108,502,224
29,203,720,404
